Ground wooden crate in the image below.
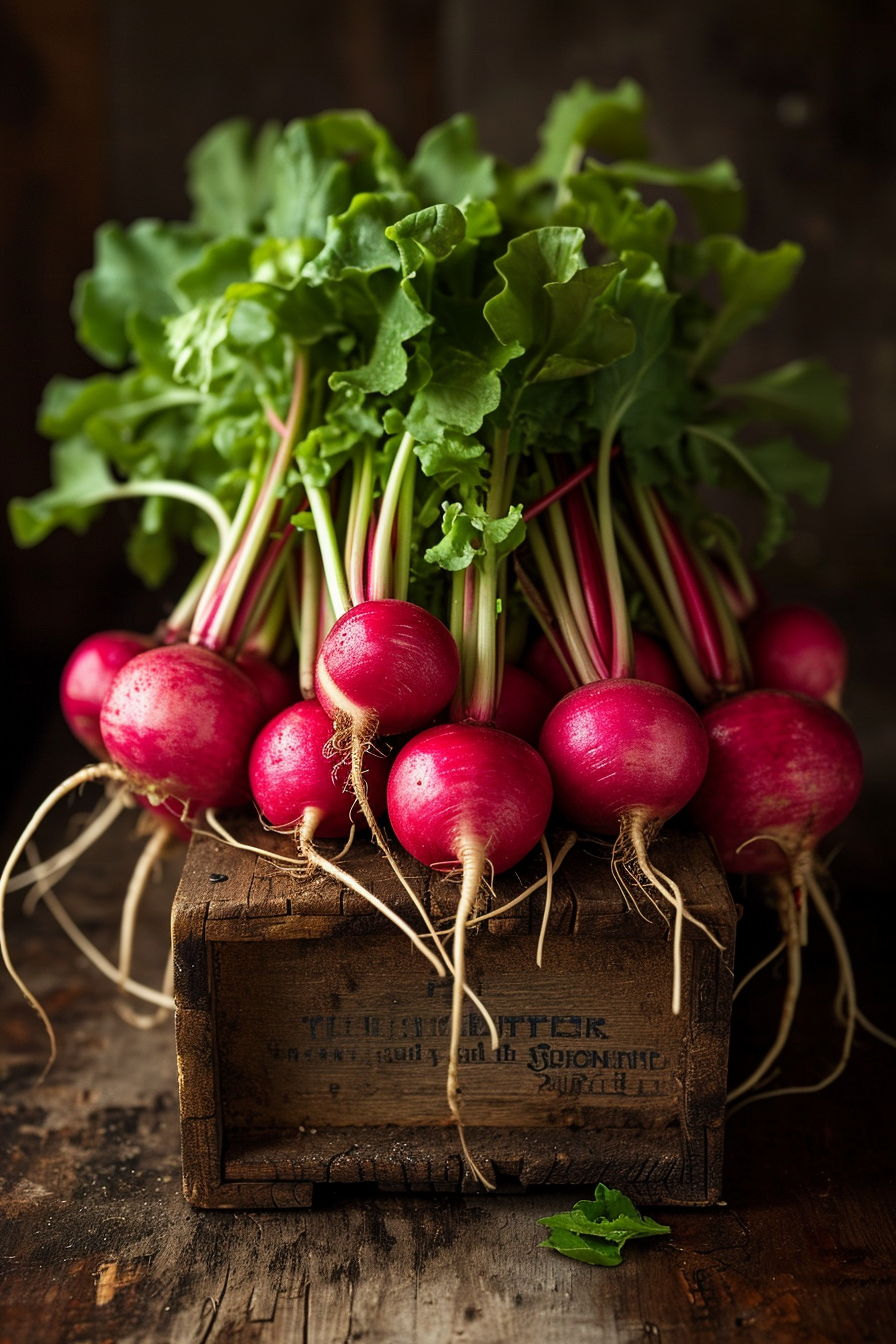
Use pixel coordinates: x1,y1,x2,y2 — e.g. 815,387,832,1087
173,817,736,1209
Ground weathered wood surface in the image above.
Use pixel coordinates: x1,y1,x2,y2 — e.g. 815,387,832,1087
1,782,894,1342
174,821,734,1208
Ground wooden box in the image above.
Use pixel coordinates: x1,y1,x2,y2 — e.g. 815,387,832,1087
173,818,736,1209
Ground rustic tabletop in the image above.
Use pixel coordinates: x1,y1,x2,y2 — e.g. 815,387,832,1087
1,732,894,1344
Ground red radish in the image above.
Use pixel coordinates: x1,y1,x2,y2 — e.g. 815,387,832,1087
250,699,388,837
315,599,460,737
246,698,443,978
524,633,574,702
237,652,300,720
493,665,555,744
100,643,266,809
538,679,711,1014
689,689,863,1105
689,689,862,880
388,724,553,1185
632,631,685,696
524,631,683,702
60,630,154,759
744,604,848,710
315,598,460,844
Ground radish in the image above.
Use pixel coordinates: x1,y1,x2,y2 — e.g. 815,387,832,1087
250,699,388,837
315,599,460,738
524,630,682,701
744,604,848,709
237,652,300,720
524,633,575,701
493,665,555,744
60,630,154,759
688,689,863,1106
247,697,447,978
538,679,712,1013
100,643,266,809
689,690,862,880
388,723,554,1185
632,631,685,696
314,598,460,838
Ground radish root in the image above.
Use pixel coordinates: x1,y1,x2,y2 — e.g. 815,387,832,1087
620,810,723,1017
11,789,127,896
0,764,129,1077
447,842,494,1191
727,875,802,1104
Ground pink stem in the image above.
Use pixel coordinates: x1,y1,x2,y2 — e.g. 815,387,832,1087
229,520,299,650
265,405,288,438
564,490,612,678
652,495,726,686
364,513,377,604
523,461,596,523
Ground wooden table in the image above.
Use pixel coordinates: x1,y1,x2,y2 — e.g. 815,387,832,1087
1,739,894,1343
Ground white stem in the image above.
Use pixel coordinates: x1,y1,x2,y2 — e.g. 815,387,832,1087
93,482,231,552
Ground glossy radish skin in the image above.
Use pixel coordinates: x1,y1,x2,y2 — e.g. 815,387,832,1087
315,599,460,737
250,699,389,836
745,604,847,709
387,724,553,874
538,680,709,835
237,652,300,720
60,631,154,758
632,631,685,696
493,665,555,744
523,634,574,702
100,644,265,808
689,689,863,876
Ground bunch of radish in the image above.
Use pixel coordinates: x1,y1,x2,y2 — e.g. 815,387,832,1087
4,81,887,1176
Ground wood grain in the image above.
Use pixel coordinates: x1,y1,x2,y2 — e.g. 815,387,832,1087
0,773,893,1342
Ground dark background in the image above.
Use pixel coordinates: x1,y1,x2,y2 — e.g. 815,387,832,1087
1,0,894,932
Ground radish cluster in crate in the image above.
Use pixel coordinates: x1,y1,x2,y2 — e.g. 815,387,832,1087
4,81,878,1163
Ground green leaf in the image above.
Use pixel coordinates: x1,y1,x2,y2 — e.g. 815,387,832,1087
585,157,744,235
531,79,650,184
385,204,467,277
225,279,339,346
125,511,177,587
566,172,676,265
37,375,124,439
166,298,236,391
8,436,116,545
423,500,525,571
460,197,502,240
176,236,254,303
404,346,502,440
718,359,848,441
588,253,679,434
414,433,488,492
537,1228,623,1267
692,236,803,372
484,227,584,351
303,191,418,283
73,220,207,366
410,114,497,205
265,119,354,241
186,118,280,236
538,1184,670,1266
329,274,432,396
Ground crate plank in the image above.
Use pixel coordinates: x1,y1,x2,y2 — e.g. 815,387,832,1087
174,818,735,1207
